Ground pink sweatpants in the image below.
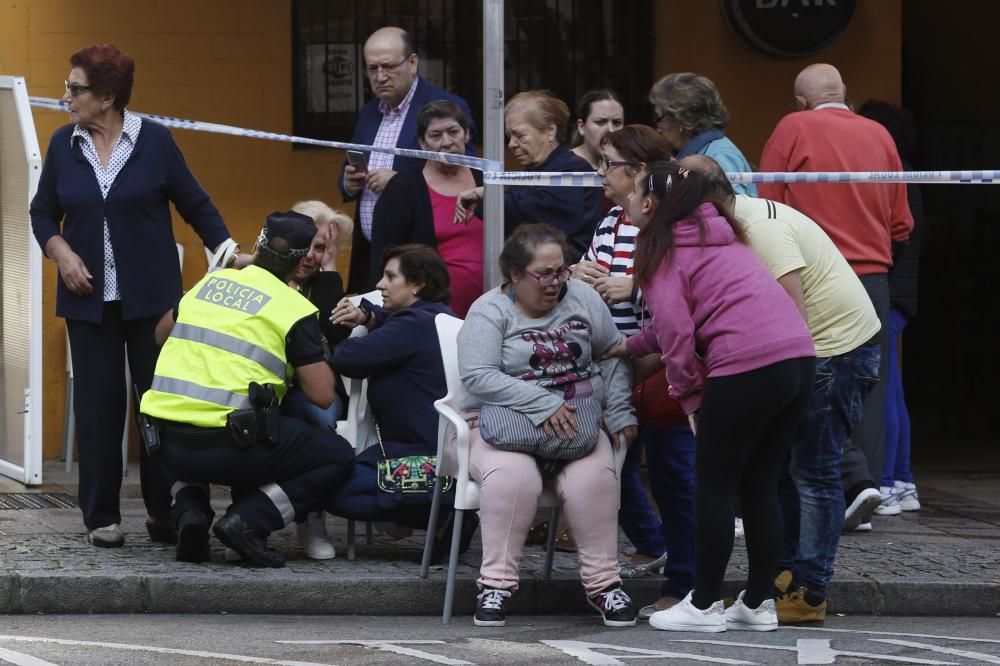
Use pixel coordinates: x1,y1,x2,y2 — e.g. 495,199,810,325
468,426,621,597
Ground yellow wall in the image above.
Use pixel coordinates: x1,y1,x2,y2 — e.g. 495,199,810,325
0,0,904,460
653,0,903,163
0,0,350,459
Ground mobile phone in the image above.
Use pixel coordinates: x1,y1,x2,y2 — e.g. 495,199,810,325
346,150,368,170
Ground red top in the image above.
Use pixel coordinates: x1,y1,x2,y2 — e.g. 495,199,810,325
759,107,913,276
429,186,483,318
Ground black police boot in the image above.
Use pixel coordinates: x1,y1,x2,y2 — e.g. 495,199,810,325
213,513,285,568
175,509,211,563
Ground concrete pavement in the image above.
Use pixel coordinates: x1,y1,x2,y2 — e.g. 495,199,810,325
1,462,998,617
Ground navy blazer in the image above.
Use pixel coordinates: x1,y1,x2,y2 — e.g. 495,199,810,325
337,77,477,292
30,120,230,324
504,143,602,259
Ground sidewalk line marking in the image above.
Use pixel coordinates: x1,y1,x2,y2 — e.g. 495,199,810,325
0,646,60,666
873,639,1000,664
0,636,333,666
673,639,957,665
276,641,469,665
792,627,1000,645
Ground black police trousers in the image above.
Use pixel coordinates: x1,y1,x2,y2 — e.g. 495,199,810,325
157,415,355,534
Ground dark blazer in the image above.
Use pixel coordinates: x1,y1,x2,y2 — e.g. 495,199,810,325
30,120,230,323
337,77,478,293
504,143,601,259
369,162,484,285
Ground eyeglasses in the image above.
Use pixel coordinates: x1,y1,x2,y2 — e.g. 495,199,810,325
365,55,413,77
64,80,92,97
599,157,638,172
652,111,671,126
524,266,571,287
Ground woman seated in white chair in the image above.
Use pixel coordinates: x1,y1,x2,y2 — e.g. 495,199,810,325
457,224,639,628
327,244,474,559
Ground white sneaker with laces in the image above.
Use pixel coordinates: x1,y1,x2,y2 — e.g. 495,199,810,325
649,591,726,632
724,590,778,631
844,487,882,530
894,481,921,511
873,485,902,516
296,511,336,560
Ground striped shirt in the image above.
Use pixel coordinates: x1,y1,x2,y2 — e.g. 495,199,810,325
71,110,142,302
358,78,419,240
581,206,646,335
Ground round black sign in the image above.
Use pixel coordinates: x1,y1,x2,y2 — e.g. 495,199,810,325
722,0,857,58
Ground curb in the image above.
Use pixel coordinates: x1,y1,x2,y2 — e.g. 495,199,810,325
2,572,998,616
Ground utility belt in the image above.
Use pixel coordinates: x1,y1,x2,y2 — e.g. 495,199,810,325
139,382,281,454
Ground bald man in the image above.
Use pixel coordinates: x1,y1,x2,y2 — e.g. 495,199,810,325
759,64,913,534
337,27,476,292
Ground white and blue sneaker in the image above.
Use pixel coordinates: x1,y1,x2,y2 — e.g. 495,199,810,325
873,485,902,516
894,481,921,511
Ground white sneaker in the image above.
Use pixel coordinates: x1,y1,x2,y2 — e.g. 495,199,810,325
873,485,902,516
844,487,882,530
86,523,124,548
296,511,336,560
734,517,745,539
854,521,872,532
894,481,921,511
724,590,778,631
649,591,725,632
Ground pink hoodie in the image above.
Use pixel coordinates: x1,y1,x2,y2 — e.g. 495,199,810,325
627,202,815,414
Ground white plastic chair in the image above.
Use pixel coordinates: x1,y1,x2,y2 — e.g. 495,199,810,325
334,290,383,558
420,313,629,624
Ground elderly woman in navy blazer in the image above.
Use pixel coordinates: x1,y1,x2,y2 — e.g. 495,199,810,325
30,44,234,548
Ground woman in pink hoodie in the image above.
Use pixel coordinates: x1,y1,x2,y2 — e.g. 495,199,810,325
616,161,815,633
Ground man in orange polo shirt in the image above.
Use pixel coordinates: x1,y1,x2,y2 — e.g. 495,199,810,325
760,63,913,532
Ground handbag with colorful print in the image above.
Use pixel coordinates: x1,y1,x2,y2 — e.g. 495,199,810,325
374,422,453,508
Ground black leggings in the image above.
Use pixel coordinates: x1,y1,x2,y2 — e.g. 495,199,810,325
691,356,815,609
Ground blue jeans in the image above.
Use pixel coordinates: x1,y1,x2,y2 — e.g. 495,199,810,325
779,343,880,596
881,308,913,485
282,384,341,431
619,425,696,600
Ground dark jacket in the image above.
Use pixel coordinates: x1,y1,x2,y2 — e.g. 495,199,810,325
331,299,453,452
30,120,229,323
338,77,477,293
504,143,601,259
369,162,484,285
889,167,924,319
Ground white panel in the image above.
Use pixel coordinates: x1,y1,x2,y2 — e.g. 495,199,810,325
0,76,43,485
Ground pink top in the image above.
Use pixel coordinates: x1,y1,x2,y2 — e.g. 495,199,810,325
626,202,815,414
429,186,484,318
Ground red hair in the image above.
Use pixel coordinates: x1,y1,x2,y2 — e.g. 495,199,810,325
70,44,135,111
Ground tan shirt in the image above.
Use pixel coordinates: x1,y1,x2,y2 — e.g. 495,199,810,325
734,195,881,358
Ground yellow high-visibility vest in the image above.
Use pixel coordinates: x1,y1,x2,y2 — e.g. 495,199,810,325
140,265,319,428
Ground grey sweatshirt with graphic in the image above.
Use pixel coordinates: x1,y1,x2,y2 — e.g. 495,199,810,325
457,279,636,435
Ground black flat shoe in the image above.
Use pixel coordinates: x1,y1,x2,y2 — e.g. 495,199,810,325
146,519,178,544
175,510,211,563
213,513,285,568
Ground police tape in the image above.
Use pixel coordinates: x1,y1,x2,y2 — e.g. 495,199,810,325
29,96,1000,187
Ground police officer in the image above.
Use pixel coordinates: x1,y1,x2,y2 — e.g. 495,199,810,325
139,211,355,567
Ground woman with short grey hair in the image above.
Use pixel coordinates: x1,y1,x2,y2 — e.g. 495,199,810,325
648,72,757,196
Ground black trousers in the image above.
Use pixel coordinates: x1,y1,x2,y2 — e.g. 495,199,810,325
66,303,171,530
158,416,355,534
691,356,815,609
